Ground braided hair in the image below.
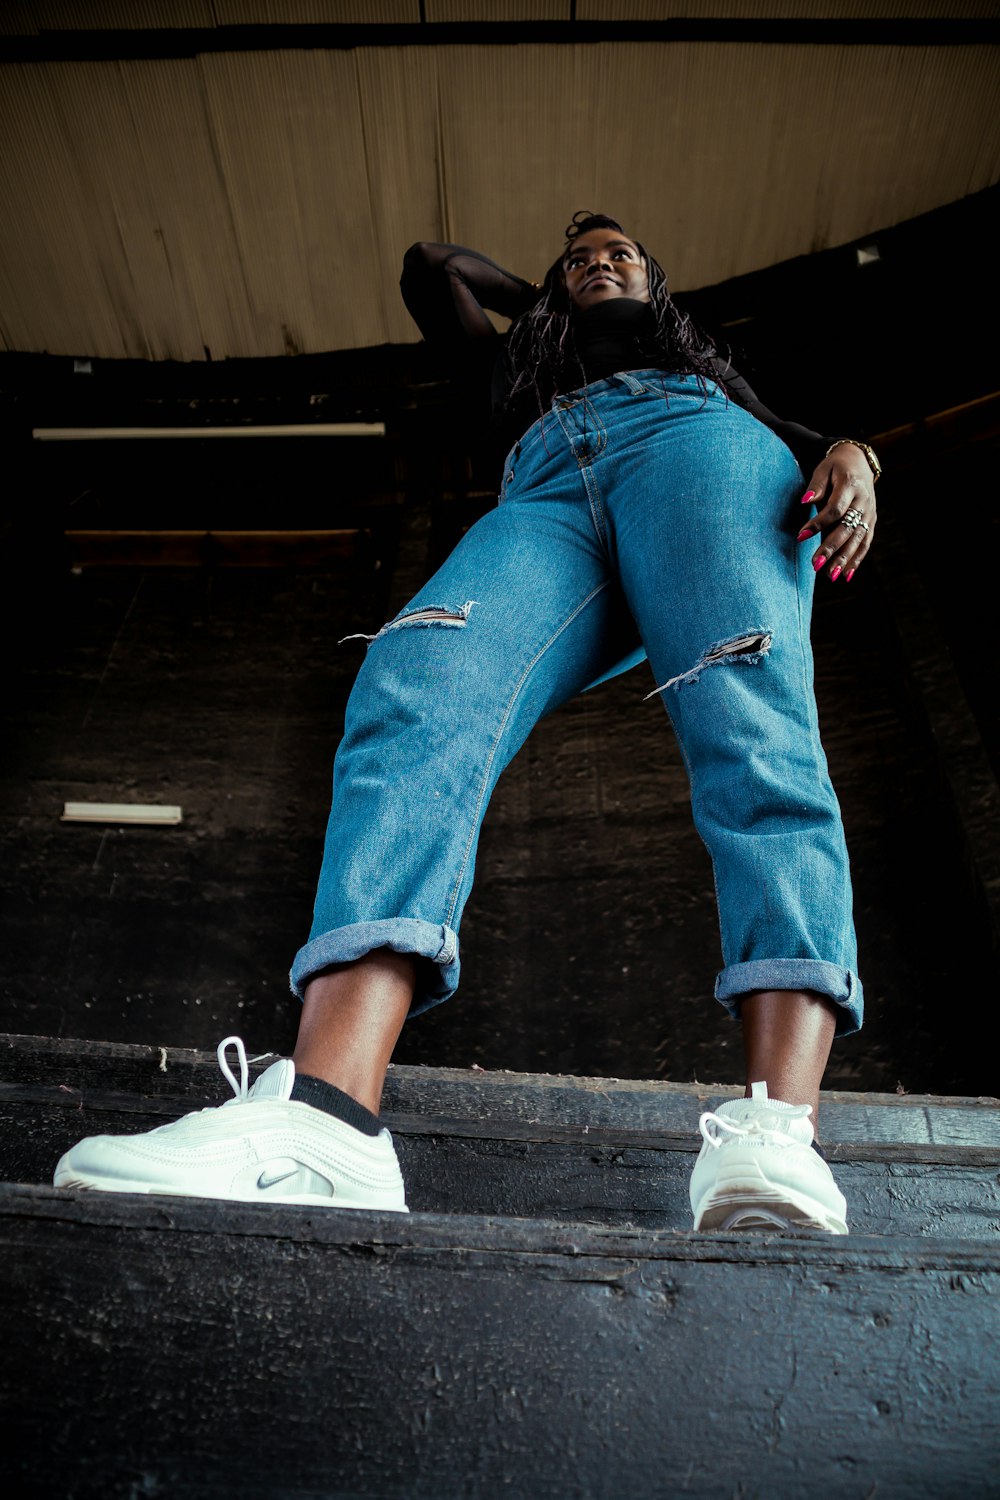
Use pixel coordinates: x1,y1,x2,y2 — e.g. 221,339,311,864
501,211,721,431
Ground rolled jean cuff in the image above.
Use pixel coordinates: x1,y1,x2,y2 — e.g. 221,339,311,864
289,918,460,1015
715,959,863,1037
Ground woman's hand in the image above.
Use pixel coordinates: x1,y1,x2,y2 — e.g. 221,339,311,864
796,444,877,582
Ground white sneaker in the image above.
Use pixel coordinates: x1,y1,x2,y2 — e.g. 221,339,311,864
689,1081,848,1234
53,1036,408,1212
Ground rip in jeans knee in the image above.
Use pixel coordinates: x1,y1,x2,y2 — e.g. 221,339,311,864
643,629,773,699
339,600,479,646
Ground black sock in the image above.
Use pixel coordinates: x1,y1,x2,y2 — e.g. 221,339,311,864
290,1073,381,1137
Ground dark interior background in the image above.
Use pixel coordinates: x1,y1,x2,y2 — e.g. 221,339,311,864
2,187,997,1095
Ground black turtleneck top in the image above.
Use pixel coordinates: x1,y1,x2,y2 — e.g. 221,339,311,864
400,241,840,476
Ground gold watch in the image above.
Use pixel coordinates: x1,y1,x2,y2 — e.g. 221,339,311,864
825,439,881,483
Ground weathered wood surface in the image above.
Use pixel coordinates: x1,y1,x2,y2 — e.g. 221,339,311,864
2,1184,998,1500
3,1083,998,1239
4,1033,998,1147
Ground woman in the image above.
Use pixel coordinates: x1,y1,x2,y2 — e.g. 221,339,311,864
55,214,879,1234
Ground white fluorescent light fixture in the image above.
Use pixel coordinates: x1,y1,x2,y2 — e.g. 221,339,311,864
61,802,183,825
33,423,385,440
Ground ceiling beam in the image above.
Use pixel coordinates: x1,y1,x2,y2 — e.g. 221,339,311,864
2,19,997,64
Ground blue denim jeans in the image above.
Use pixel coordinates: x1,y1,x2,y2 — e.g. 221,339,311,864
290,371,863,1036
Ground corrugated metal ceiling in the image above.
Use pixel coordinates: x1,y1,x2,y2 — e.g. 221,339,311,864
0,6,997,358
3,2,997,29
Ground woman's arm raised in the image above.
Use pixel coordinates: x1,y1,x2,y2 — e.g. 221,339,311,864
400,242,539,346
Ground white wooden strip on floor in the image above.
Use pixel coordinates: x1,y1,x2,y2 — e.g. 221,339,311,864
61,802,183,825
33,423,385,438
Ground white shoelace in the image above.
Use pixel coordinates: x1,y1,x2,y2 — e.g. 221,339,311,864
698,1102,812,1150
217,1035,250,1104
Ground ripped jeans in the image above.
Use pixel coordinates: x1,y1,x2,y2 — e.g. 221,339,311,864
290,371,863,1036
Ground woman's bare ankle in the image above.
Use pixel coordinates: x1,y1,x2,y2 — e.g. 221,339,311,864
740,988,838,1130
293,949,416,1114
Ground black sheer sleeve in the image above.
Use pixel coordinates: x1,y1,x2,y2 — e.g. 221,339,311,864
711,355,835,477
400,242,539,347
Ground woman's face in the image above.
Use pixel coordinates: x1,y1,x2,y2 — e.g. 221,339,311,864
560,228,650,310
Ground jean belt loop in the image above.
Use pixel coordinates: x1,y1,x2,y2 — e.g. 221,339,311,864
615,371,648,395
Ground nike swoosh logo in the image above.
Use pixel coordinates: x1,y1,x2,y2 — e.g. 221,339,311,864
257,1167,299,1190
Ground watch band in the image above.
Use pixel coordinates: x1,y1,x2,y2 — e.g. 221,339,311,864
825,439,881,483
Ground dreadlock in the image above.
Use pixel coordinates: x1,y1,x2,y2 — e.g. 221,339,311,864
502,210,721,432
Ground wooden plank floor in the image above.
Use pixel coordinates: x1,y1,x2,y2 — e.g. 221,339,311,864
3,1184,998,1500
4,1033,999,1145
2,1082,998,1240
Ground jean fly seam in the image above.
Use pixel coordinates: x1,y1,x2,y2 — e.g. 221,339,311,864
443,579,613,930
582,394,609,457
551,392,610,544
581,460,609,548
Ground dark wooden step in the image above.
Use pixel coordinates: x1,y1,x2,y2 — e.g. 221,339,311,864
3,1080,997,1239
2,1183,998,1500
4,1032,998,1145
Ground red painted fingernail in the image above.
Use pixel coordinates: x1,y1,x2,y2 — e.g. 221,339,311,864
796,527,812,542
846,568,856,582
800,491,816,505
829,565,842,581
813,555,827,571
